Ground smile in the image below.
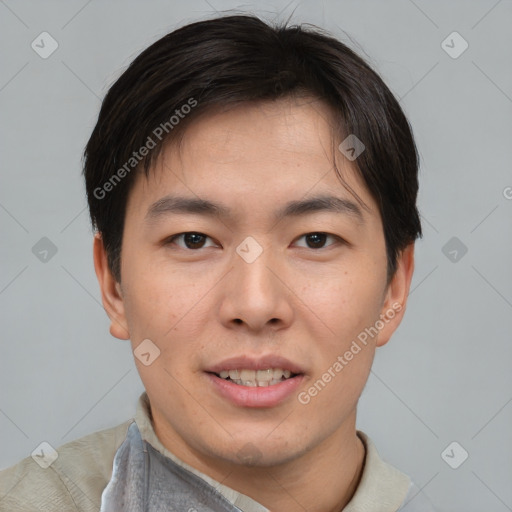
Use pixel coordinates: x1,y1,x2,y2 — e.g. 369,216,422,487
216,368,296,387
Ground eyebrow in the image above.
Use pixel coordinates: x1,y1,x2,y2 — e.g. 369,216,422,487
145,194,365,224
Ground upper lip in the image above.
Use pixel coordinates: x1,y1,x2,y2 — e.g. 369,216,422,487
206,354,305,375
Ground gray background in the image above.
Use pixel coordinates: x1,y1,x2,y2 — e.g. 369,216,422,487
1,1,511,510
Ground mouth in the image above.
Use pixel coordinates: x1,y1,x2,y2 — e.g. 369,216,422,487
212,368,299,387
205,355,305,408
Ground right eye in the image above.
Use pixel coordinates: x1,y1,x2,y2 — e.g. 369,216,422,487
165,232,218,250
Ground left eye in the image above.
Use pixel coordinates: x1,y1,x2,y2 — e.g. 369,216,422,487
294,232,340,249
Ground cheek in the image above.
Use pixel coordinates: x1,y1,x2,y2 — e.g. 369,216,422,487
121,260,216,365
122,254,193,324
299,266,385,343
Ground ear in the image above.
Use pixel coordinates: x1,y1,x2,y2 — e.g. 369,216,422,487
376,243,415,348
93,233,130,340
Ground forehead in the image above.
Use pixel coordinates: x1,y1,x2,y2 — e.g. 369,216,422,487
127,97,378,222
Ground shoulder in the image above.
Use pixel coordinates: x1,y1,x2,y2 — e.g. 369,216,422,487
354,431,438,511
0,419,133,512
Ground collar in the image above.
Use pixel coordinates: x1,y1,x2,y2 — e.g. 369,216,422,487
134,392,410,511
135,392,268,512
343,431,411,511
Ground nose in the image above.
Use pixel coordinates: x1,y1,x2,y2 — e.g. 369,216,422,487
218,241,294,333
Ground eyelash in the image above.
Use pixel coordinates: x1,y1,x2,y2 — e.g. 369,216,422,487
165,232,345,251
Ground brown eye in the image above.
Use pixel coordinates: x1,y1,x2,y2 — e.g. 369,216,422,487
305,233,328,248
167,232,216,250
295,232,340,249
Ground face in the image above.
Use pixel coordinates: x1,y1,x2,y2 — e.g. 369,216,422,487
95,97,414,472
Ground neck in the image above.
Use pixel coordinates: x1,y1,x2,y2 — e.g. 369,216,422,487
155,411,366,512
222,422,366,512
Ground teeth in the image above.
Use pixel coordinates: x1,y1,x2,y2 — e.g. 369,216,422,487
216,368,295,387
256,369,273,382
240,369,256,381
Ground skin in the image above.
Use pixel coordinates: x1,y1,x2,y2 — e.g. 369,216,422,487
94,97,415,512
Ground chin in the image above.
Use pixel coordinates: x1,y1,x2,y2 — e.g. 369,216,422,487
202,431,311,469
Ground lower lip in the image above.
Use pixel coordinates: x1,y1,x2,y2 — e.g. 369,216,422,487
206,373,304,408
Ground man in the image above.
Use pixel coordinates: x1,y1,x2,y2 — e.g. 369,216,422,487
0,14,436,511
